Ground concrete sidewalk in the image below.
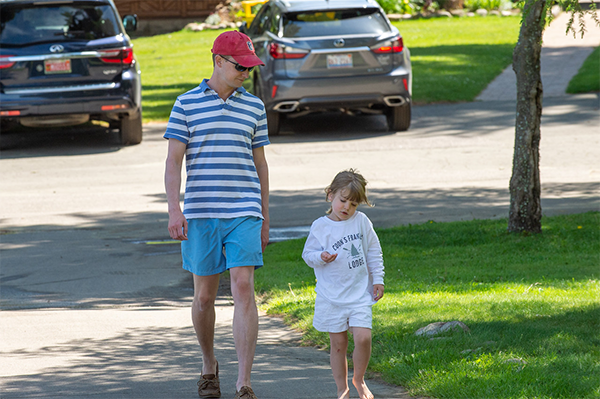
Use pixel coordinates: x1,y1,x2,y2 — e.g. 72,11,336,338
1,11,598,399
0,302,410,399
477,11,600,101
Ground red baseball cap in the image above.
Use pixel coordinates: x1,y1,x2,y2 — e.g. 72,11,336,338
211,31,265,67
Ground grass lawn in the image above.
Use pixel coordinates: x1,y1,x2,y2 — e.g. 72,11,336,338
567,46,600,94
391,16,520,103
131,16,599,122
132,16,522,122
132,30,220,122
257,212,600,398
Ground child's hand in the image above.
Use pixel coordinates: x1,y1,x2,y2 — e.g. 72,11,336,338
321,251,338,263
373,284,385,301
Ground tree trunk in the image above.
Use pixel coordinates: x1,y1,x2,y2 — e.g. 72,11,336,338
508,0,546,233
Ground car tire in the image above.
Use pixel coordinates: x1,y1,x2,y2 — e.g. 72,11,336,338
386,103,411,132
267,110,281,136
119,110,143,145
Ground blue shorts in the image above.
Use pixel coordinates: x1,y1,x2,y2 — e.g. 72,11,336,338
181,217,263,276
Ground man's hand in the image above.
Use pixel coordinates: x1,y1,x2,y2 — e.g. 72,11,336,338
165,138,187,241
321,251,338,263
168,211,188,241
261,221,269,252
373,284,385,301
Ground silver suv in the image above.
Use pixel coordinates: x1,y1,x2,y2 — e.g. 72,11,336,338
241,0,412,135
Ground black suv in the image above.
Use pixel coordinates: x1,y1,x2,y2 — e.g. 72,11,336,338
0,0,142,145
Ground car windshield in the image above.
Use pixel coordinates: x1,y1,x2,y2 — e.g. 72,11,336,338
0,2,120,46
282,8,389,38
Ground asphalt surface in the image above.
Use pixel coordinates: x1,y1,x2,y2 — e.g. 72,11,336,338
1,13,599,399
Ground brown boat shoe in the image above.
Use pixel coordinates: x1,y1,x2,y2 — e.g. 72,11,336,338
234,386,257,399
197,362,220,398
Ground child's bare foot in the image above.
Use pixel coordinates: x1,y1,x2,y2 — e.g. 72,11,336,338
337,387,350,399
353,378,374,399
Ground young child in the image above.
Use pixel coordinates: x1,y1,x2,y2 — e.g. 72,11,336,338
302,169,385,399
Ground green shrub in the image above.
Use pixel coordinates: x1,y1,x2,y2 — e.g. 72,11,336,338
463,0,513,11
377,0,439,14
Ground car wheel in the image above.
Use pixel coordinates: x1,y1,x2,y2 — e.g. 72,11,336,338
119,110,143,145
386,103,411,132
267,110,280,136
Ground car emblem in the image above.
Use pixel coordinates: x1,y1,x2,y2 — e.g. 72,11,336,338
333,39,345,48
49,44,64,53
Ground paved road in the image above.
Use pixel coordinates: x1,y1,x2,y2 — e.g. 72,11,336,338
1,93,598,398
1,12,599,399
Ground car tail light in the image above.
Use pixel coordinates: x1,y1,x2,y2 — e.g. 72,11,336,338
99,47,134,67
0,55,16,69
101,104,129,111
269,43,309,59
0,110,20,116
371,37,404,54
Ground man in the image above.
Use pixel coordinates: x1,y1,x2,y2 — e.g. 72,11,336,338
164,31,269,399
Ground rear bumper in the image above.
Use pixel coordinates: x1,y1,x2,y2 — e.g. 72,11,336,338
0,69,141,124
0,95,140,118
265,68,411,112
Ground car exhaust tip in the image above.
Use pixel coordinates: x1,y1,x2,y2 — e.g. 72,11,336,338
273,101,300,113
383,96,406,107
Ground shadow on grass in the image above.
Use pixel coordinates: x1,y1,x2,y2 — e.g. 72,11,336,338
409,44,516,103
141,83,199,122
376,305,600,398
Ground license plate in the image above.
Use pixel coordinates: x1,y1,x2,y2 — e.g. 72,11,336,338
45,59,71,74
327,54,352,69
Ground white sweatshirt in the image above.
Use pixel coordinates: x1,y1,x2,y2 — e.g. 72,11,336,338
302,211,385,307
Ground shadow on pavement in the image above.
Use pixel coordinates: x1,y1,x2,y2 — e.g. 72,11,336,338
1,312,344,399
271,182,600,229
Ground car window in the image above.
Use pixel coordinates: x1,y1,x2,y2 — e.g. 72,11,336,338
0,3,120,46
269,8,281,36
282,8,389,38
249,4,271,36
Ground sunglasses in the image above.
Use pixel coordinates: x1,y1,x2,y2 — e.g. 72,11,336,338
219,55,254,73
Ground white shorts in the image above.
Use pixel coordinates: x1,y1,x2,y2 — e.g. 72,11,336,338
312,296,372,333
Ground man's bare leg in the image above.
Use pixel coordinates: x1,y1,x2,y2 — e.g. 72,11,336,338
329,332,350,399
230,266,259,391
192,273,221,375
351,327,374,399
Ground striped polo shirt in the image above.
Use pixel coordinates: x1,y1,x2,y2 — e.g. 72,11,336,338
164,79,269,220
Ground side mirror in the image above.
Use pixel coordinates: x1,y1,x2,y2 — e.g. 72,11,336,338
123,14,138,33
239,21,248,34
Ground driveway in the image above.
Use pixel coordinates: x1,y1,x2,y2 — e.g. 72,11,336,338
1,10,598,396
1,93,598,309
1,93,598,398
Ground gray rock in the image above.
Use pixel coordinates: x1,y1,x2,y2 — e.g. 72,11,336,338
415,320,471,337
435,10,453,18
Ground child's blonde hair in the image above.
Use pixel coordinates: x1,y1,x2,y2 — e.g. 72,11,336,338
325,169,373,214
